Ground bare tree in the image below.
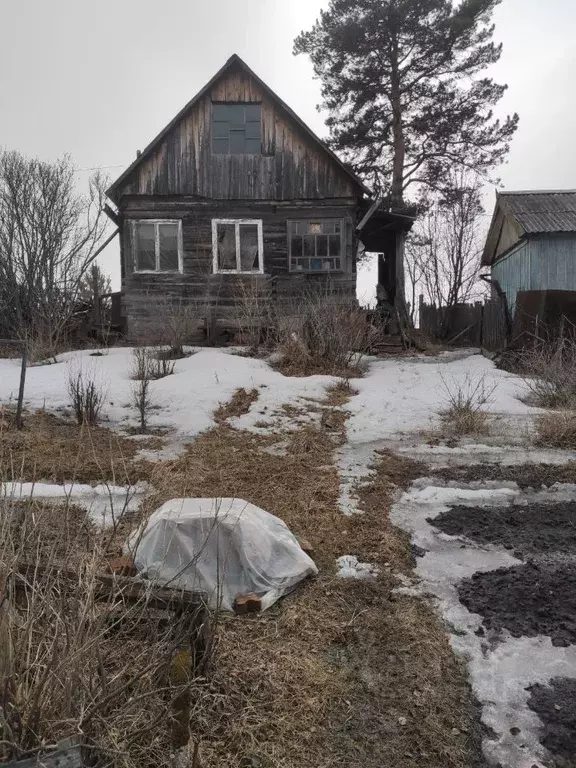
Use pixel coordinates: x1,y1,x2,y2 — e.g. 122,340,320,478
0,150,110,425
0,150,109,349
405,172,486,336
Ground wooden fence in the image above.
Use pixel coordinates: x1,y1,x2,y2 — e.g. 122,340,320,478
419,298,509,351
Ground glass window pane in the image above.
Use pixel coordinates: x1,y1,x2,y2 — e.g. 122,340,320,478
303,235,316,258
213,104,231,122
158,223,179,271
244,138,261,154
334,220,341,234
213,121,229,139
213,138,229,154
310,258,323,271
245,104,261,122
316,235,328,257
135,223,156,271
309,222,322,234
216,223,237,270
239,224,260,271
329,234,342,258
245,122,261,140
229,130,245,154
290,236,303,258
227,104,247,128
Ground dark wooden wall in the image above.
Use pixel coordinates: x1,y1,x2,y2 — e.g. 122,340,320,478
113,66,360,202
120,197,357,340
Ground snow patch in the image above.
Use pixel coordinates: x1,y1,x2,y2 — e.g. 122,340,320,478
1,481,148,527
336,554,380,580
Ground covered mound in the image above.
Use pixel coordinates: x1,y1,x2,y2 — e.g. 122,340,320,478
126,498,318,611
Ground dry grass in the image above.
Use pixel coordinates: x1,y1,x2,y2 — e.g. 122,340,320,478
436,373,495,437
0,408,153,484
214,387,259,424
535,410,576,448
517,336,576,409
136,397,484,767
0,491,212,767
0,386,485,767
325,377,360,406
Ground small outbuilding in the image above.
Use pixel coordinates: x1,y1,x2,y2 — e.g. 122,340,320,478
482,190,576,312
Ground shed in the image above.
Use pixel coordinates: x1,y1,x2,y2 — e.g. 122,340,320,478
482,190,576,311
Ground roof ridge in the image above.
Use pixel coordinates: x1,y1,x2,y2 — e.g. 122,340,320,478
500,189,576,196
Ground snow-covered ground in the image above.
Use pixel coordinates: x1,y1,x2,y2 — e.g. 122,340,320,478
0,348,336,439
0,347,538,444
1,481,149,526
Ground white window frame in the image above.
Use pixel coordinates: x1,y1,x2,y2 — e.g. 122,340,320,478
132,219,183,273
287,218,346,273
212,219,264,274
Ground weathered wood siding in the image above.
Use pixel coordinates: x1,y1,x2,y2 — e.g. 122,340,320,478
114,66,358,201
120,198,357,340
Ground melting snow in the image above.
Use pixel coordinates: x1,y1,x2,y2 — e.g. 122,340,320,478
1,481,148,527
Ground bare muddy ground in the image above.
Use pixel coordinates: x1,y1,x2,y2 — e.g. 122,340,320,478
528,678,576,766
429,501,576,559
432,462,576,489
459,562,576,648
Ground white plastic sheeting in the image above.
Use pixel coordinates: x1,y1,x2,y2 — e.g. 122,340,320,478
126,498,318,611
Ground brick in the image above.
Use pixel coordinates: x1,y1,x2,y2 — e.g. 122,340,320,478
106,555,137,578
299,539,315,556
234,593,262,614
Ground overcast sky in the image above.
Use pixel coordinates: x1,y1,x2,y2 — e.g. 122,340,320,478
2,0,576,302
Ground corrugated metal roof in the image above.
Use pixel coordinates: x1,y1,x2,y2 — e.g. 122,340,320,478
500,190,576,233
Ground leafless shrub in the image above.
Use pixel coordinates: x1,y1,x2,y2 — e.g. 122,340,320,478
157,299,204,358
437,372,496,435
518,336,576,409
0,487,212,768
131,347,175,381
66,364,105,426
132,376,153,433
274,289,370,376
232,277,274,354
535,410,576,449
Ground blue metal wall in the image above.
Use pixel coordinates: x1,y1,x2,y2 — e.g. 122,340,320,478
491,234,576,311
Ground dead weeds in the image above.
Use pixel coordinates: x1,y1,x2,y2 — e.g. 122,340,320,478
214,387,259,424
0,408,152,484
138,392,484,767
325,377,360,406
535,410,576,449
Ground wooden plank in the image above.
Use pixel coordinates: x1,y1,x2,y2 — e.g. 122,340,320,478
13,564,205,611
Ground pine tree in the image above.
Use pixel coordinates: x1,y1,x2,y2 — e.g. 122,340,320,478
294,0,518,208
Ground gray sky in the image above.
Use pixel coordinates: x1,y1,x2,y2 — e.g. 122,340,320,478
2,0,576,301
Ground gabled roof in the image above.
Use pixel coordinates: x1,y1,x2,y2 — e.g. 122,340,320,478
482,189,576,266
107,54,371,201
499,190,576,234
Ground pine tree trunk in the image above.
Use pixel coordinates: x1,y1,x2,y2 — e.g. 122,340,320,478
390,38,405,209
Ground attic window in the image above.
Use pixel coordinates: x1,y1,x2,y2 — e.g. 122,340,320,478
212,219,264,273
288,220,345,272
133,220,182,273
212,104,262,155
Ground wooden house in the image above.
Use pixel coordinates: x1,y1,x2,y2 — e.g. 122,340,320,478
106,55,413,341
482,190,576,312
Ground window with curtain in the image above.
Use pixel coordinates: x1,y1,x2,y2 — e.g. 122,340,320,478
288,220,345,272
133,221,182,272
212,104,262,155
212,219,264,273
